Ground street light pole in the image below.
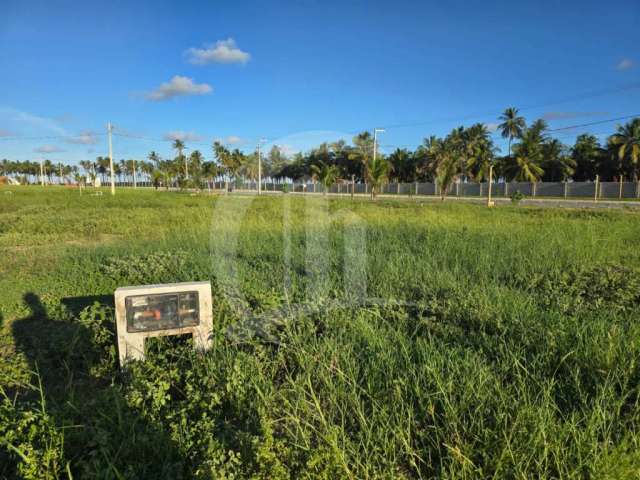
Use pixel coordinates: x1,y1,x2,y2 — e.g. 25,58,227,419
373,128,385,164
257,138,267,195
108,122,115,195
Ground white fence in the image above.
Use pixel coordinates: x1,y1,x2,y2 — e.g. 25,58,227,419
218,180,640,200
108,180,640,200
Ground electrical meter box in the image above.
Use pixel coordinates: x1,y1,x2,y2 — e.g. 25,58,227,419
114,281,213,366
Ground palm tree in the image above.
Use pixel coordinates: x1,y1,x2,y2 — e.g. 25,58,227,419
366,155,390,199
148,151,161,167
498,107,526,160
387,148,416,182
173,139,187,178
571,134,602,181
506,128,545,182
426,134,460,200
504,155,544,182
310,161,339,195
348,131,374,180
541,139,575,181
610,118,640,180
189,150,204,177
464,123,497,182
529,119,549,142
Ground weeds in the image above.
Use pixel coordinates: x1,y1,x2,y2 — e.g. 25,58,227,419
1,187,640,478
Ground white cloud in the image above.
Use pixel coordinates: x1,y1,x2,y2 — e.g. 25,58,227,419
484,123,499,133
617,58,634,70
274,144,299,157
145,76,212,101
214,135,244,145
225,135,242,145
35,145,65,153
186,38,251,65
66,130,99,145
0,107,68,135
163,131,203,142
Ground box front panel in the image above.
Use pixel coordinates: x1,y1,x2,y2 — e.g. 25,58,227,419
125,291,200,333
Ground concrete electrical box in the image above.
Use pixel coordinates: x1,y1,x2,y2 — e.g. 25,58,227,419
114,281,213,366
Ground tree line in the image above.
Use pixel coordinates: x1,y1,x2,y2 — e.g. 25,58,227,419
2,110,638,195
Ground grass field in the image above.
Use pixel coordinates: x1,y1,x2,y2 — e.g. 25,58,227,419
1,186,640,479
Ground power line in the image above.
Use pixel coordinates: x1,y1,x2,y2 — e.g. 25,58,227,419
378,81,640,131
0,133,107,141
547,114,639,132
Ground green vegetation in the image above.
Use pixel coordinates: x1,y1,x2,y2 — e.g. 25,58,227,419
2,117,639,190
1,187,640,478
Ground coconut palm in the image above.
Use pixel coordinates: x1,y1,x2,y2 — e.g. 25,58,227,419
148,151,161,167
464,123,497,182
366,155,390,199
348,131,374,179
498,107,526,160
504,155,544,182
310,161,339,195
189,150,204,177
529,119,549,142
571,134,602,181
541,139,576,181
387,148,416,182
506,128,545,182
173,139,187,177
610,118,640,180
426,134,460,200
213,141,243,180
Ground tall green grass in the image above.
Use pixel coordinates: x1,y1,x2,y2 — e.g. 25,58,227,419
1,186,639,478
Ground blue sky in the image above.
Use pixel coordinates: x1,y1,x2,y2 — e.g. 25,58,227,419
0,0,638,165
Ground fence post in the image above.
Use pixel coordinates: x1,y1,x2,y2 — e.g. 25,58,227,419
479,183,483,197
594,175,599,201
351,175,355,200
505,182,508,197
532,182,536,197
619,176,623,200
637,180,640,199
564,181,568,199
456,182,459,197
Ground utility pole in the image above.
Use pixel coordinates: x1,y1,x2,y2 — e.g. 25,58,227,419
257,139,267,195
133,159,137,189
487,164,495,207
373,128,385,164
108,122,115,195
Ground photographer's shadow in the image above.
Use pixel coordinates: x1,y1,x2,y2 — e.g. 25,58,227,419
10,292,185,478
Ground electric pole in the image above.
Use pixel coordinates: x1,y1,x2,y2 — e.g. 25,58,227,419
257,138,267,195
373,128,385,164
487,164,494,207
108,122,115,195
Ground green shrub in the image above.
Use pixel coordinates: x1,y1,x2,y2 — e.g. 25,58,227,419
511,189,524,203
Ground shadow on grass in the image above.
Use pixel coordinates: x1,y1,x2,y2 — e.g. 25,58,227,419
61,294,114,319
8,292,186,478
